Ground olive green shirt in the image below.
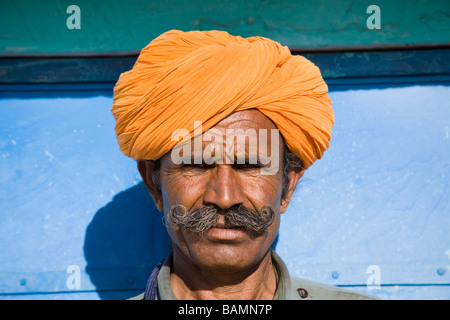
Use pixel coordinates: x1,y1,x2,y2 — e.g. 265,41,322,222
131,250,379,300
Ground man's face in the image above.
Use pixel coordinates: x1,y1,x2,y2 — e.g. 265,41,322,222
140,110,297,272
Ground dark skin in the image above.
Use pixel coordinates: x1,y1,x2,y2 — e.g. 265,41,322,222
138,110,304,299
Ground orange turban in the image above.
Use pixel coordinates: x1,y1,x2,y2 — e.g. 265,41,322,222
112,30,333,169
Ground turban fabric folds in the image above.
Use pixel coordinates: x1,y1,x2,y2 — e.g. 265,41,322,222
112,30,334,169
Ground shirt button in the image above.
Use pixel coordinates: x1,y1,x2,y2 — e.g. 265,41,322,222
297,288,308,299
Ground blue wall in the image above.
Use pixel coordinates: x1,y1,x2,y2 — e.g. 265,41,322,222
0,82,449,299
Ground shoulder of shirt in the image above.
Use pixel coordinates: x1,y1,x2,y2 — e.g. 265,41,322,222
289,276,380,300
126,277,380,301
127,282,380,300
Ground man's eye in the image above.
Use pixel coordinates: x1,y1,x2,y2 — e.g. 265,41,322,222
183,163,211,170
180,163,262,171
234,163,261,170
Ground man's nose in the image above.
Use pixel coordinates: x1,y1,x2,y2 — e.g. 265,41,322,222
203,165,245,209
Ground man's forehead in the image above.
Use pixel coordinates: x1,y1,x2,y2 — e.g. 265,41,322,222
202,110,281,154
211,109,278,131
162,109,283,175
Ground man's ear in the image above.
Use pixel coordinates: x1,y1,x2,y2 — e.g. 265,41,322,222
280,169,304,213
137,160,164,212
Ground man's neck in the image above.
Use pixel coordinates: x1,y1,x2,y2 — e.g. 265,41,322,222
170,249,277,300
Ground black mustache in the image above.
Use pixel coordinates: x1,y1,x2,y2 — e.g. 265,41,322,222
165,204,275,235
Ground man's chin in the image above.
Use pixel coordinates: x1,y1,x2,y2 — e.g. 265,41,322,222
189,243,263,272
182,232,271,271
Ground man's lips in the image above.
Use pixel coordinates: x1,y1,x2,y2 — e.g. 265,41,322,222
206,225,247,241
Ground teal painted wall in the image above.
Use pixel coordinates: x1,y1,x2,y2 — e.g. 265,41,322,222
0,0,449,54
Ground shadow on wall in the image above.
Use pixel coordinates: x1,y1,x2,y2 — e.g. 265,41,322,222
84,181,280,299
83,182,172,300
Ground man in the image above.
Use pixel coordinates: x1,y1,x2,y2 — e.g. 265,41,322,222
111,30,377,300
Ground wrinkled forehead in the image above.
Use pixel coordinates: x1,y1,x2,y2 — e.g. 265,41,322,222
212,109,278,132
202,110,282,156
162,109,284,175
175,110,282,154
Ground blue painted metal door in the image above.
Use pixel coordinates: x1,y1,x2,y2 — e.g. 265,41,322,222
0,83,449,299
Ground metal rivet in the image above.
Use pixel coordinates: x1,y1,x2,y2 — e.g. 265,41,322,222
246,17,255,25
437,268,446,276
331,271,339,279
297,288,308,299
19,279,27,286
